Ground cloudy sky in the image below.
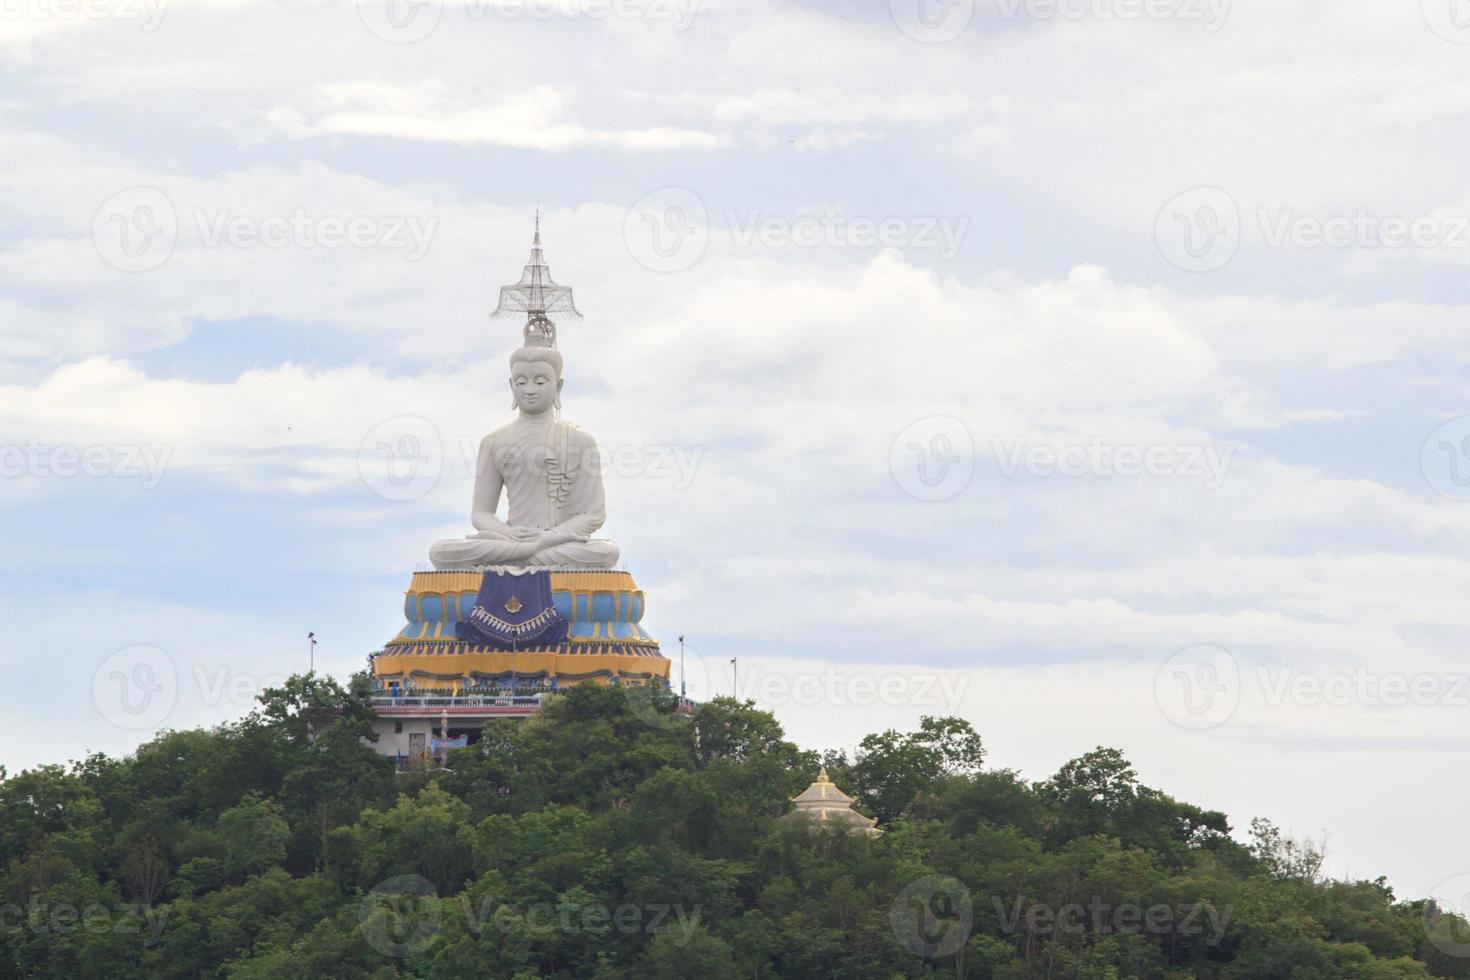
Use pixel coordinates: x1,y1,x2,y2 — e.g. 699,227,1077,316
3,0,1470,901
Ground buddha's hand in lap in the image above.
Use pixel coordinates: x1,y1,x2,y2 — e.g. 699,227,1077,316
536,530,587,550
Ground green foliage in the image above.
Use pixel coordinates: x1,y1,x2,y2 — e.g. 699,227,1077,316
0,677,1461,978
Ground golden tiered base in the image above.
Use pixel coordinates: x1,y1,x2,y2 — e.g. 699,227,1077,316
371,568,671,690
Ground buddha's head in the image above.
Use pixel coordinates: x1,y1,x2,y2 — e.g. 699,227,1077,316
508,346,564,415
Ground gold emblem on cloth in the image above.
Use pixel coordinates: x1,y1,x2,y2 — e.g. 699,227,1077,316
505,595,524,614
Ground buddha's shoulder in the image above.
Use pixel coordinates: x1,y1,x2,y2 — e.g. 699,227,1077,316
556,421,599,447
481,419,599,446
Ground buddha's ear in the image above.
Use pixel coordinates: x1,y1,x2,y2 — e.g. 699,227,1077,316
508,376,517,411
555,376,564,409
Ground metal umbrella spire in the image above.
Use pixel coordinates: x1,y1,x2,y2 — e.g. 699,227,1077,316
493,209,582,347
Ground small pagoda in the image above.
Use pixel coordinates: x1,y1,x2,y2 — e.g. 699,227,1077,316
782,768,881,837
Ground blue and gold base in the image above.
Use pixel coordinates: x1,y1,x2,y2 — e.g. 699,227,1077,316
370,570,670,691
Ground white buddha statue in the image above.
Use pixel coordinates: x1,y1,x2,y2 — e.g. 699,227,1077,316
430,339,619,570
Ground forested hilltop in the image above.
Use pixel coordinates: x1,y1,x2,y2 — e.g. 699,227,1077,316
1,676,1465,978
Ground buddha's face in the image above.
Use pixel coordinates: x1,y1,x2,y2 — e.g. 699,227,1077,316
510,359,562,415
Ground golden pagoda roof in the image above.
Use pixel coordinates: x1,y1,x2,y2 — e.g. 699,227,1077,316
791,766,855,805
783,767,880,837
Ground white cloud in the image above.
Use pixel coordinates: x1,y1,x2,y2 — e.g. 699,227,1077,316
281,81,733,151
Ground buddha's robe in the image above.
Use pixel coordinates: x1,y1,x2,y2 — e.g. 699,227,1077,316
429,415,619,570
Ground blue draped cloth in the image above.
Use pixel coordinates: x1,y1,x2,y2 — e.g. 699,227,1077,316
455,570,568,649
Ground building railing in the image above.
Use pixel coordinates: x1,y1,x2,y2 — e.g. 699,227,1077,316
368,692,696,714
370,694,547,710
